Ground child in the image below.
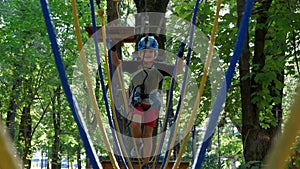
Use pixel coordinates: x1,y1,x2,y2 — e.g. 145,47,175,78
111,36,183,169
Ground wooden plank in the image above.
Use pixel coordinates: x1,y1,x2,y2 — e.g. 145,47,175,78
100,160,190,169
85,26,135,43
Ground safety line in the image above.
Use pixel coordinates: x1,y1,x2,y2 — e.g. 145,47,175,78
158,1,202,169
151,0,200,168
151,40,186,169
192,0,254,168
40,0,102,168
71,1,123,169
97,8,135,169
172,0,222,168
105,0,142,163
89,1,127,168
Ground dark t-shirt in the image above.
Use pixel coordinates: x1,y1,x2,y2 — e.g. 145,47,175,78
122,60,175,77
130,66,164,95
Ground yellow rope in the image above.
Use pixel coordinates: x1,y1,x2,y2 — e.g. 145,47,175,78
71,1,119,169
0,121,19,169
161,85,189,169
172,0,222,168
100,1,143,165
263,87,300,169
152,9,200,167
114,0,120,19
114,68,144,166
97,9,136,169
151,5,201,169
150,57,186,168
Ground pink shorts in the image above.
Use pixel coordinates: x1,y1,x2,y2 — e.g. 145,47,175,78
132,104,159,127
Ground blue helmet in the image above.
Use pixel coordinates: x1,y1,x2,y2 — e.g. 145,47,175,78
138,36,158,51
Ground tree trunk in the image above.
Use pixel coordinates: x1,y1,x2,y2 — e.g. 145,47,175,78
6,79,21,140
85,155,91,169
19,105,32,169
133,0,169,61
51,86,62,169
238,0,283,166
77,141,82,169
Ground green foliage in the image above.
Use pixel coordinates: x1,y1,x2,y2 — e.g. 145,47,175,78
1,0,300,168
0,0,86,165
238,161,262,169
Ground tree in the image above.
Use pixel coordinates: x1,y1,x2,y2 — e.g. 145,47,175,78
238,0,296,166
133,0,170,61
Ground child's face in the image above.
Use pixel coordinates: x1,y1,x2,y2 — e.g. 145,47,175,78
138,49,158,62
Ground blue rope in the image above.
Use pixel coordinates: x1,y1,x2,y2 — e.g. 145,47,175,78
106,39,126,135
106,36,134,168
192,0,254,168
158,1,201,168
39,1,102,168
89,1,128,168
153,41,186,169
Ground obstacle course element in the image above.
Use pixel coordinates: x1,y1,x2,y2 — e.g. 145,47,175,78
39,0,262,169
85,26,135,43
101,161,190,169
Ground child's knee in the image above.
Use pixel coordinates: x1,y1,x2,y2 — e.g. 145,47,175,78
130,121,141,129
132,114,142,123
143,131,153,138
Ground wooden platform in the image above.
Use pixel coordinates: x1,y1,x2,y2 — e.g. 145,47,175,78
100,160,190,169
85,26,135,43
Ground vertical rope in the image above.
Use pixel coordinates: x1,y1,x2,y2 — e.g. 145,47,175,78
192,0,254,168
151,40,186,169
97,8,135,169
40,0,102,168
172,0,222,168
152,1,202,169
71,1,122,169
89,0,128,168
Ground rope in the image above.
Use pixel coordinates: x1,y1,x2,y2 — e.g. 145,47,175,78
192,0,254,168
172,0,222,168
40,0,102,168
151,40,186,169
97,0,143,166
159,0,203,168
72,1,127,169
114,0,121,18
151,0,202,168
97,8,135,169
89,1,128,168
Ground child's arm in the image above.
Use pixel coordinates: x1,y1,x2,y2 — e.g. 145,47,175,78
176,51,184,74
111,50,121,66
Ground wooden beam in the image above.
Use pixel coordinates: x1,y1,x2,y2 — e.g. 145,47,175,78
85,26,135,43
100,160,190,169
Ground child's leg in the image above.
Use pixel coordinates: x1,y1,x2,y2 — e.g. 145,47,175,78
142,107,159,165
130,106,144,155
142,125,154,165
130,114,143,139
